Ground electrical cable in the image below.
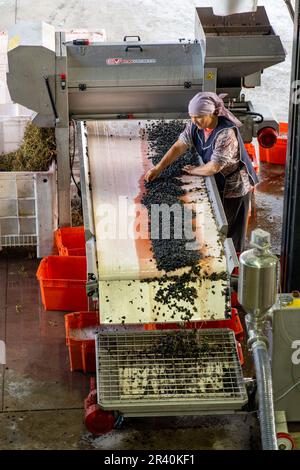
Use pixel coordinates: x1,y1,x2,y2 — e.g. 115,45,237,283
274,378,300,402
69,120,81,198
233,110,264,124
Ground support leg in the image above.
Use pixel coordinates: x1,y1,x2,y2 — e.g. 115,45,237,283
55,126,71,227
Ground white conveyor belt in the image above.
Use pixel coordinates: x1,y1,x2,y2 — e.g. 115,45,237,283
86,121,228,323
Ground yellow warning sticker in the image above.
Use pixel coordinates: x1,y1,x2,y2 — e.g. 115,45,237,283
8,35,20,51
206,72,215,80
286,298,300,308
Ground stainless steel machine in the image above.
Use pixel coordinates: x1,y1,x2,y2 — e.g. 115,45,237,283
6,7,285,226
238,228,300,450
272,296,300,424
6,6,295,448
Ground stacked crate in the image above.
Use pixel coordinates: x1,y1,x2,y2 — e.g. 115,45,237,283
36,226,96,372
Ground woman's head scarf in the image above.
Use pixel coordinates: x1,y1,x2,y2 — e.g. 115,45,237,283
188,92,242,127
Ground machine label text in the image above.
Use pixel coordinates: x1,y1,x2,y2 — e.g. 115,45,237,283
291,340,300,365
106,58,157,65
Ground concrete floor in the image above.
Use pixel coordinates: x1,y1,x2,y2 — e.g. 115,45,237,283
0,0,299,451
0,252,262,450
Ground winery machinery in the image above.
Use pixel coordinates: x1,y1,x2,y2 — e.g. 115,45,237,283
6,6,285,226
6,6,299,450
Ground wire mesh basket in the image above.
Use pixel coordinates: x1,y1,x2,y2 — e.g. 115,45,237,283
96,328,247,415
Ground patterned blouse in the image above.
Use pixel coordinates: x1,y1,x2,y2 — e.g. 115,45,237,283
179,121,253,198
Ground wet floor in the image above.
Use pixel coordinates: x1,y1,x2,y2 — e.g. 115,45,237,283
0,252,89,411
247,161,286,254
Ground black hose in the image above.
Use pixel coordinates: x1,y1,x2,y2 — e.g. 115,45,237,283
69,120,81,197
234,110,264,124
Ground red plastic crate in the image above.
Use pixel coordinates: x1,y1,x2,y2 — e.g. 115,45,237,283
36,256,88,311
259,122,288,165
279,122,288,134
144,309,244,341
65,311,100,337
144,309,244,364
65,311,99,372
199,308,244,342
245,142,259,174
55,226,86,256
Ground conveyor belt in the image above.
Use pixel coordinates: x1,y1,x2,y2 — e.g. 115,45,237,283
86,120,229,323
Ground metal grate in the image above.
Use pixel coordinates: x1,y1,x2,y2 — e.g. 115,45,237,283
96,328,247,414
1,234,37,247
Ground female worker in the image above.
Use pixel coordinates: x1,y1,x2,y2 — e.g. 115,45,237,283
145,92,259,252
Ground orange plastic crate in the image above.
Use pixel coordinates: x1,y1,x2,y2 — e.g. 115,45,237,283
245,142,259,174
259,122,288,165
144,309,244,365
36,256,88,311
144,309,243,341
65,311,99,372
55,226,86,256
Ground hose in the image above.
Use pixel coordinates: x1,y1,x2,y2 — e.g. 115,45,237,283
69,120,81,197
252,340,278,450
234,110,264,124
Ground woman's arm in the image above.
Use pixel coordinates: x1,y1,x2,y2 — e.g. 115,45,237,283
145,140,188,181
183,128,237,177
183,161,221,176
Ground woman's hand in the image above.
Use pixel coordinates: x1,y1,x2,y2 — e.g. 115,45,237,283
145,166,161,182
182,165,202,176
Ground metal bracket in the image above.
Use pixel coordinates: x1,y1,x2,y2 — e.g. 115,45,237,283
44,76,59,124
204,172,228,235
78,122,99,300
87,274,99,299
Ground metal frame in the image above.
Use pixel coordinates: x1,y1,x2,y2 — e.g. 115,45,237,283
96,328,247,416
272,301,300,422
195,6,286,100
0,164,57,257
77,121,98,299
55,31,71,227
205,172,228,235
281,0,300,292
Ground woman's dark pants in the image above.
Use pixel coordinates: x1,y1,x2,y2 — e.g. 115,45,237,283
223,192,251,253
